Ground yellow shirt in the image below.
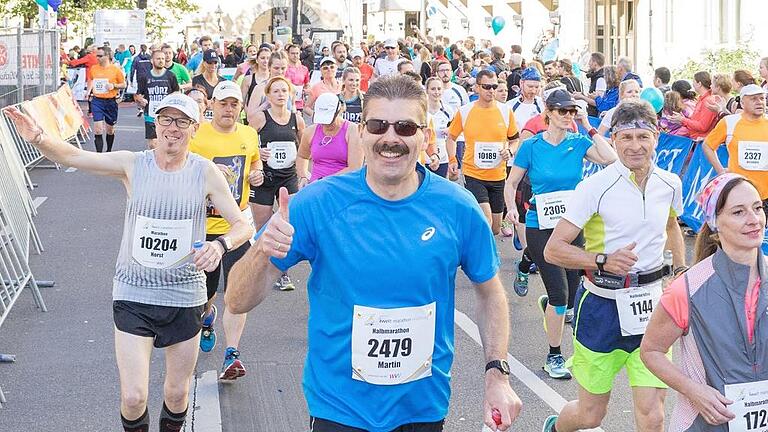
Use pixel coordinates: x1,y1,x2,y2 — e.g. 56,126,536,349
704,115,768,199
189,122,260,234
447,101,517,181
89,64,125,99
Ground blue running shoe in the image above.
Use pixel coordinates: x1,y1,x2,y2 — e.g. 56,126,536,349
512,227,523,250
529,262,539,274
543,354,572,380
542,415,558,432
513,262,529,297
220,347,246,381
200,304,217,352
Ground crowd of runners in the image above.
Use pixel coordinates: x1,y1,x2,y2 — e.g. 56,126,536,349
7,28,768,432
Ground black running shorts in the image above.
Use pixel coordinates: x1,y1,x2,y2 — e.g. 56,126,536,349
464,175,506,214
113,300,204,348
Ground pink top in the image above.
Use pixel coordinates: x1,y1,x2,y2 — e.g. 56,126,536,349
286,64,310,110
310,121,350,182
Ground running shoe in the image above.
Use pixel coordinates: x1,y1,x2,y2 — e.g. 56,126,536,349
512,227,523,250
564,308,574,325
219,347,246,381
199,304,218,353
274,273,295,291
513,262,529,297
537,295,549,332
543,354,572,380
500,220,514,238
542,415,558,432
529,262,539,274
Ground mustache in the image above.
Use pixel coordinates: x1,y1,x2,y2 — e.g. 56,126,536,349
372,141,409,156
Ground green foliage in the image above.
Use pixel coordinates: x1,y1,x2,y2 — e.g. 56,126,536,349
0,0,198,41
673,44,761,81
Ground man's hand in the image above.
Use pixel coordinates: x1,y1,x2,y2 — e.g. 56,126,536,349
258,187,294,258
448,162,459,181
428,154,440,170
248,169,264,187
500,148,511,162
2,106,44,143
605,242,638,275
260,148,271,162
483,371,522,431
193,241,224,272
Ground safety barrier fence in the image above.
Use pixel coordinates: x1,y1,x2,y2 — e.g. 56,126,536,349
0,83,87,407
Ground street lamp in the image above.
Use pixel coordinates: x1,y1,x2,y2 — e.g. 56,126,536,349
214,5,223,33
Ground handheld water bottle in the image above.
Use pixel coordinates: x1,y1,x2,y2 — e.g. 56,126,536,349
189,240,204,271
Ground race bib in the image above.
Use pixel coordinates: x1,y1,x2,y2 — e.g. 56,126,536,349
131,215,193,269
93,79,109,94
295,86,304,102
725,380,768,432
267,141,297,169
535,190,573,230
435,139,449,164
615,281,662,336
351,302,436,386
738,141,768,171
148,100,160,118
474,142,502,169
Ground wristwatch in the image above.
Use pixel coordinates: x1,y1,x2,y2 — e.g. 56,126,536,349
485,359,510,376
595,253,608,273
214,236,232,253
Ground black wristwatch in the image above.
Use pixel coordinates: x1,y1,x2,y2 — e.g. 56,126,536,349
485,359,510,376
595,253,608,273
214,236,232,254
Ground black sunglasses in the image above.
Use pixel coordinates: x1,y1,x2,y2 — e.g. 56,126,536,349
480,84,499,90
555,108,578,116
363,119,427,137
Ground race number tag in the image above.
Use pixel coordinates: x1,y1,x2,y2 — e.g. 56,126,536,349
724,380,768,432
295,86,304,102
267,141,297,169
474,142,502,169
435,139,449,164
615,281,662,336
535,190,573,230
131,215,193,269
148,100,160,118
93,79,109,95
351,302,436,386
738,141,768,171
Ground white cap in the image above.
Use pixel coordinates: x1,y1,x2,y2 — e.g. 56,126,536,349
350,48,365,58
740,83,765,98
384,39,398,48
212,80,243,102
154,93,200,123
313,92,341,125
319,56,336,67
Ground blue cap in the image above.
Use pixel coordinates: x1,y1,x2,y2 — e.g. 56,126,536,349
520,67,541,81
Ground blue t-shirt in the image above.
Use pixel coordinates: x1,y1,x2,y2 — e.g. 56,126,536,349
186,52,203,73
268,164,499,431
513,132,593,228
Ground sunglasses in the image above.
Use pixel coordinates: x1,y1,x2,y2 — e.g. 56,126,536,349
321,65,336,70
555,108,578,116
480,84,499,90
363,119,427,137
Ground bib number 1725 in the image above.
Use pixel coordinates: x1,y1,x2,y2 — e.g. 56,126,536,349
744,409,768,430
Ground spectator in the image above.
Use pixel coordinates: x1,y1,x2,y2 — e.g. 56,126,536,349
615,56,642,86
510,44,522,55
704,73,733,119
581,52,606,116
726,69,757,113
494,79,508,103
223,44,239,68
597,78,641,135
594,66,619,115
760,57,768,91
543,60,559,82
176,47,188,66
114,44,131,70
68,44,98,79
506,53,524,100
527,60,545,82
433,45,448,62
671,79,698,114
232,44,259,81
300,38,314,71
415,46,431,83
653,67,671,94
558,58,582,94
489,46,508,74
669,71,718,139
660,90,694,136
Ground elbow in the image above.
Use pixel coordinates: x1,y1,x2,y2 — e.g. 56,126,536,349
543,242,559,267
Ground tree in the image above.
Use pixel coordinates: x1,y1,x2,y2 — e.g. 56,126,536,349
673,43,760,82
0,0,198,41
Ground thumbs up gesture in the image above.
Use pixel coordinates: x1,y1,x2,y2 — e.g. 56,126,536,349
259,187,294,258
604,242,639,276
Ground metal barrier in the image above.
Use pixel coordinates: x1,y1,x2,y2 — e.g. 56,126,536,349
0,27,59,109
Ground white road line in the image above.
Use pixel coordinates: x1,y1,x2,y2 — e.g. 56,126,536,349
32,196,47,210
65,167,77,173
185,370,222,432
454,309,604,432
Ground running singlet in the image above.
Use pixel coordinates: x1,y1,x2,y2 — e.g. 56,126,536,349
258,110,300,179
340,93,363,123
189,122,260,234
137,70,179,122
268,164,499,432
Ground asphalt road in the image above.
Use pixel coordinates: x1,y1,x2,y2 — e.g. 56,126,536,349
0,106,687,431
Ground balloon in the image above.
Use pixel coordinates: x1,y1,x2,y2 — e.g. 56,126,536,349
640,87,664,113
34,0,47,9
491,16,505,35
48,0,62,11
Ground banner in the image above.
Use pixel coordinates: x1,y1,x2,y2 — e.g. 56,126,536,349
47,86,82,139
679,143,729,233
94,9,146,48
21,96,63,141
654,134,694,175
0,33,55,86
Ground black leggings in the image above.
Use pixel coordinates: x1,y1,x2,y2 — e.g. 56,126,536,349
525,227,583,308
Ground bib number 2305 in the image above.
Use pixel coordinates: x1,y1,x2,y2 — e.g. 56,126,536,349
536,191,573,230
351,302,436,386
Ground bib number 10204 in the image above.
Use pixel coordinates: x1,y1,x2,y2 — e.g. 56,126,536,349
138,236,178,252
367,338,412,358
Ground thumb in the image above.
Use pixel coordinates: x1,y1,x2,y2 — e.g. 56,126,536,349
623,242,637,251
277,187,290,221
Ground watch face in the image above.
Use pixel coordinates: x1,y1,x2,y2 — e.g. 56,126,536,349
596,254,607,265
500,360,510,374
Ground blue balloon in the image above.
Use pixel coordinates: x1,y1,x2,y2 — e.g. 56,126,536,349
491,16,505,35
640,87,664,113
48,0,62,11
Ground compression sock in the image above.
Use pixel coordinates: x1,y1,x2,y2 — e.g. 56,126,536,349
159,402,187,432
106,133,115,152
94,134,104,153
549,345,562,356
121,408,149,432
518,249,533,273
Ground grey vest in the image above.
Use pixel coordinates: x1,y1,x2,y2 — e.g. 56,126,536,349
684,248,768,431
112,150,208,307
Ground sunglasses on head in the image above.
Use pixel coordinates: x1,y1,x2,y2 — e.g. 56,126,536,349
363,119,427,137
555,108,578,116
480,83,499,90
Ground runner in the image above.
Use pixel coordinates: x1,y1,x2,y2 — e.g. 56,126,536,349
186,35,213,73
3,93,252,432
240,46,272,112
350,48,374,92
188,81,263,381
504,89,617,379
641,174,765,432
372,39,404,79
446,70,518,234
191,50,225,100
339,67,364,123
134,48,180,149
162,43,191,91
245,51,293,124
225,74,523,432
297,92,363,185
541,99,687,432
305,57,341,120
86,45,126,153
426,76,453,178
285,44,310,114
702,83,768,211
436,60,469,176
248,77,306,291
232,44,260,82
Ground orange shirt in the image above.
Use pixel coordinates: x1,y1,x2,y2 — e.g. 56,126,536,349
447,101,518,181
89,64,125,99
358,63,374,92
704,114,768,199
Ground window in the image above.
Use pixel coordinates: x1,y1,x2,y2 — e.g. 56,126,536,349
588,0,637,65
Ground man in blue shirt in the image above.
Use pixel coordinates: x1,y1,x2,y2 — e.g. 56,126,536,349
186,35,213,73
227,75,522,431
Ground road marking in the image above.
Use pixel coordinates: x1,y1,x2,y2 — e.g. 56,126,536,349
65,167,77,173
184,370,222,432
454,309,603,432
32,196,47,210
115,126,147,132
